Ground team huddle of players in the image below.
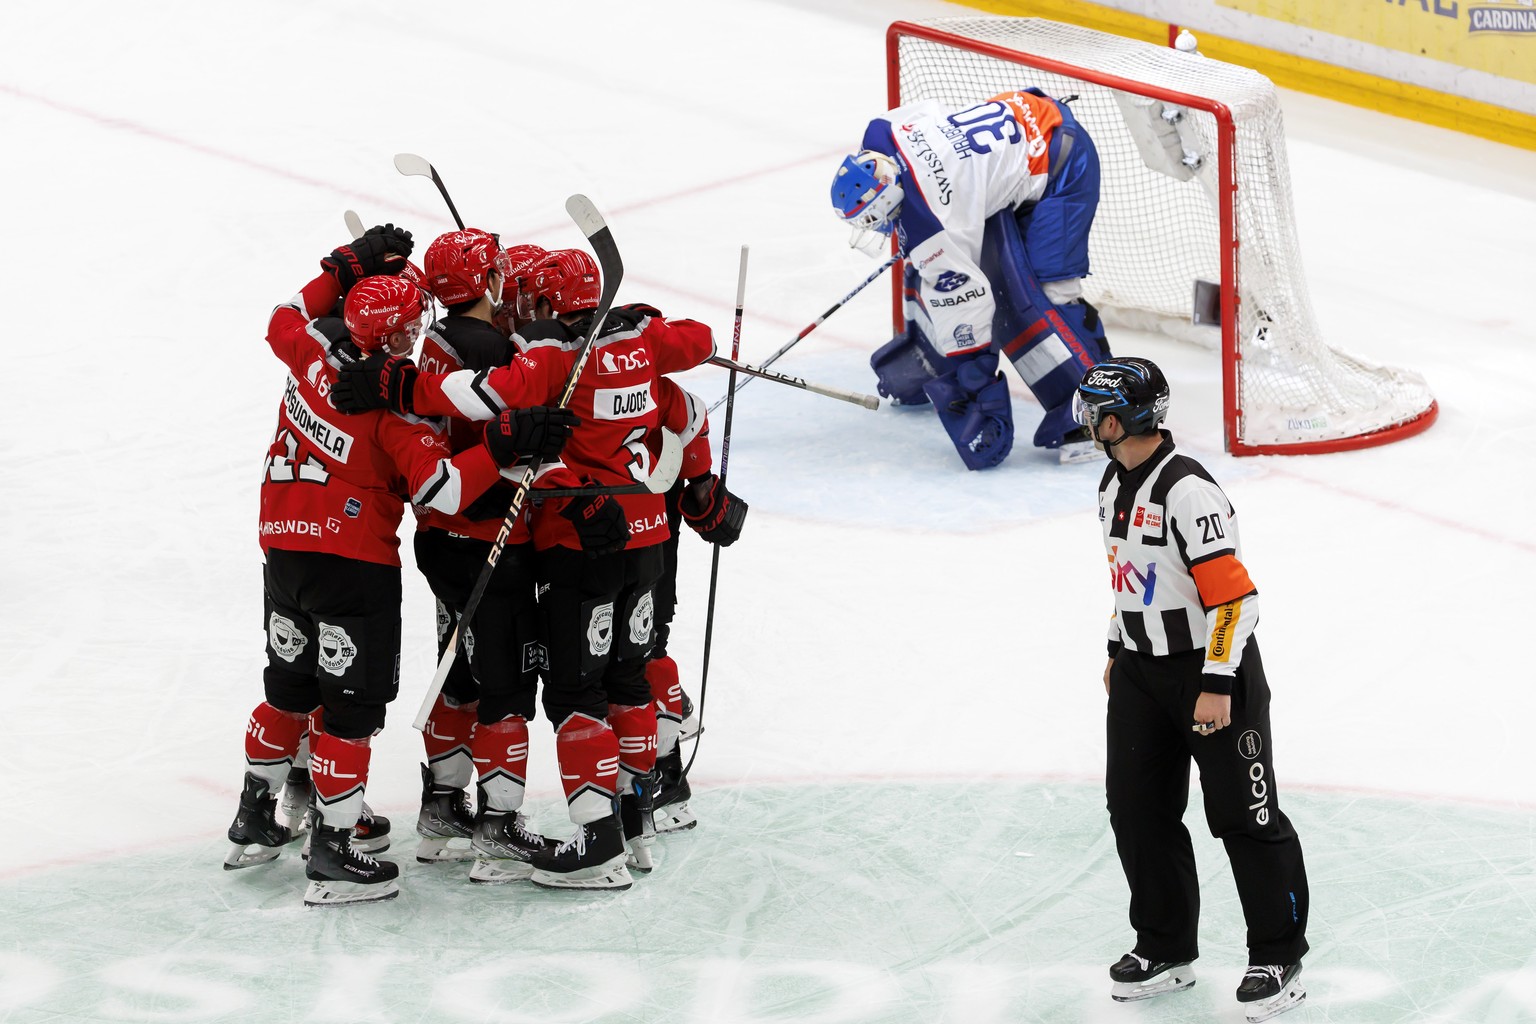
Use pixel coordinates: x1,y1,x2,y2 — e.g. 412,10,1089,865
226,221,746,906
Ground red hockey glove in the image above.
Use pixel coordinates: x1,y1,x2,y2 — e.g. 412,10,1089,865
679,473,747,546
482,407,580,466
560,489,630,557
332,352,416,414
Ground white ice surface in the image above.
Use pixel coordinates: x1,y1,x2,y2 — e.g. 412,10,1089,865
2,1,1535,1021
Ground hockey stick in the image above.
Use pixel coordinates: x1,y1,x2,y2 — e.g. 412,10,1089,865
686,245,749,777
502,426,684,498
344,210,366,239
394,153,466,230
709,255,898,413
411,194,623,731
707,355,880,411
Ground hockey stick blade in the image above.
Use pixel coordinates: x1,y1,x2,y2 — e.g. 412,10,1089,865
344,210,365,239
500,427,683,497
394,152,465,230
706,355,879,410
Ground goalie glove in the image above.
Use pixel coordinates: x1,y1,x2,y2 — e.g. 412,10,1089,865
679,473,747,546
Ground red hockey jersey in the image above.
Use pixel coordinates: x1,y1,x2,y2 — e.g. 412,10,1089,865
408,311,715,551
261,274,503,567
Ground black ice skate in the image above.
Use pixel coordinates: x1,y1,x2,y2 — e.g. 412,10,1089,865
528,813,632,891
225,772,297,870
620,770,658,873
280,762,312,837
351,802,391,854
652,749,695,834
1109,952,1196,1002
416,763,475,863
468,807,554,884
1236,964,1305,1022
304,822,400,906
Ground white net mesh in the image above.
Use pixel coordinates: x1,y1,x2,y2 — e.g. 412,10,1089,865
894,18,1436,451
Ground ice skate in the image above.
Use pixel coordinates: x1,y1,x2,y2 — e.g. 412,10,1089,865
1058,426,1104,465
224,772,297,869
619,771,658,873
1109,952,1196,1002
652,749,696,833
528,813,632,891
1236,964,1305,1022
304,822,400,907
351,802,391,853
416,764,475,863
468,809,553,884
279,762,312,837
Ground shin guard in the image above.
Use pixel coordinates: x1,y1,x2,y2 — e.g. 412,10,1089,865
472,715,529,814
309,732,371,832
423,695,477,792
608,703,658,795
243,702,307,792
647,656,683,757
554,713,620,825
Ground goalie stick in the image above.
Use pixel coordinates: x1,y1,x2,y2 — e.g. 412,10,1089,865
411,193,623,731
394,153,467,230
709,255,898,413
707,355,880,410
686,245,749,778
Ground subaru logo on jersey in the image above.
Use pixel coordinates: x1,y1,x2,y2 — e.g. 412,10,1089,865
934,271,970,292
344,497,362,518
594,383,654,421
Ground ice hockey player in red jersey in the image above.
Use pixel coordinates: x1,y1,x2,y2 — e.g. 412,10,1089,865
407,229,578,875
225,230,574,908
332,247,730,889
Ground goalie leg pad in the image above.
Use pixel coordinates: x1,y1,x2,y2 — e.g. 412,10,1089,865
922,351,1015,471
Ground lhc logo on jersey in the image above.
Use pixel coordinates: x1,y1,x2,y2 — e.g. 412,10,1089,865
268,613,307,663
587,602,614,657
1107,545,1157,607
316,622,358,676
934,271,971,292
628,592,655,646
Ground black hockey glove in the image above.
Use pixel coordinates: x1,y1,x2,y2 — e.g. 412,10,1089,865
679,473,747,546
321,225,414,293
616,302,663,320
560,489,630,556
514,318,577,348
331,352,417,415
482,406,580,466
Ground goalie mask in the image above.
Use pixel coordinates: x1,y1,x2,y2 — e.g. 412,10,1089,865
343,275,428,357
831,150,904,255
1073,358,1171,440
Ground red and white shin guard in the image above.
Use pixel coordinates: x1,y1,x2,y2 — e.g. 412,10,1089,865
423,695,478,792
472,715,530,814
608,703,658,796
555,714,619,825
646,656,683,758
243,702,307,792
309,732,371,832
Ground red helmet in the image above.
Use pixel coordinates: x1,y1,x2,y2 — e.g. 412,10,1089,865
398,258,429,292
343,275,427,355
492,243,549,335
423,228,501,306
529,248,601,315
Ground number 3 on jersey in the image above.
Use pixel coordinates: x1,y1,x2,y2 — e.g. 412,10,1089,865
265,428,329,484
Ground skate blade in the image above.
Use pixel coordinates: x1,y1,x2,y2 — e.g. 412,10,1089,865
469,857,535,884
1244,983,1305,1022
351,835,391,855
1110,965,1196,1002
654,803,697,834
679,716,703,742
1059,442,1104,465
416,836,476,863
530,858,633,891
303,878,401,907
625,839,655,874
223,842,283,870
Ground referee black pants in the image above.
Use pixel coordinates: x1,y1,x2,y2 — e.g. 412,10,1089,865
1106,638,1310,965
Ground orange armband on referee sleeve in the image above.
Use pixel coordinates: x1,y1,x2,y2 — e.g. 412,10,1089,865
1190,553,1256,609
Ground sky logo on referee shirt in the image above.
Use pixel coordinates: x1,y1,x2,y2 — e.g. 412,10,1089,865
1108,545,1157,606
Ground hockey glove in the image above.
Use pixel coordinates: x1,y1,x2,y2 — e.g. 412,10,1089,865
616,302,663,319
560,489,630,556
679,473,747,546
320,226,414,293
331,352,416,415
483,406,580,465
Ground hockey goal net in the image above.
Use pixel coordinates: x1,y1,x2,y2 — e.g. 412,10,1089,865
888,18,1438,455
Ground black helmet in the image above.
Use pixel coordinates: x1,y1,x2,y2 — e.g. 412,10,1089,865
1074,358,1170,437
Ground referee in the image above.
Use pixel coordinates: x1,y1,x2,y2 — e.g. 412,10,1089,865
1074,358,1309,1023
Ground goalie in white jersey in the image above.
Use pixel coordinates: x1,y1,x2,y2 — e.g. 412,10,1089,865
830,87,1111,469
1076,358,1309,1023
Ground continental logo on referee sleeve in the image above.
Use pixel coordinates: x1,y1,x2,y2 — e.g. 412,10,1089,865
1208,599,1242,662
593,383,654,421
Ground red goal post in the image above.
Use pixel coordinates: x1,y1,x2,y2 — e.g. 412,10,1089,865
886,18,1438,456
